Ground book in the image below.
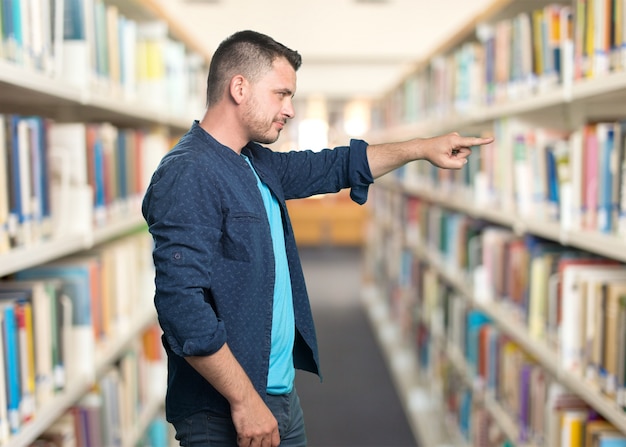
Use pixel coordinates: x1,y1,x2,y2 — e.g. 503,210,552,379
544,384,588,446
61,0,90,87
599,436,626,447
91,0,109,88
28,0,51,72
478,226,516,303
578,269,626,387
544,141,559,220
513,132,534,216
4,0,24,63
3,115,51,247
50,276,66,394
0,297,23,434
555,255,620,337
574,0,588,79
610,121,626,233
146,418,169,447
80,391,104,446
465,310,491,376
560,264,626,376
611,0,623,69
517,363,536,442
119,349,140,441
560,410,586,447
559,5,575,88
105,4,121,91
584,0,596,78
544,4,563,87
592,0,611,76
597,122,616,233
586,419,621,447
47,121,92,236
136,20,168,109
584,123,600,230
0,303,9,443
99,368,121,447
599,284,614,386
119,16,137,101
6,115,33,247
498,339,523,414
616,120,626,237
16,259,97,382
15,299,35,424
529,365,548,444
47,122,88,187
617,290,626,408
568,128,584,230
25,116,53,241
85,124,106,226
0,279,57,407
0,115,9,252
603,281,626,400
622,0,626,69
528,250,556,340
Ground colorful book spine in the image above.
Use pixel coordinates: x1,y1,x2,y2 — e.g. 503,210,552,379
2,302,20,434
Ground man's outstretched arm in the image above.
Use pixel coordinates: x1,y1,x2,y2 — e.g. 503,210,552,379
366,132,494,179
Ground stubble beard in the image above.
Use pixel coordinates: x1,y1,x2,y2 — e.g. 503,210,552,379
243,96,282,145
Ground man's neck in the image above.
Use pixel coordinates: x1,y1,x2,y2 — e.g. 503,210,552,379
199,107,248,154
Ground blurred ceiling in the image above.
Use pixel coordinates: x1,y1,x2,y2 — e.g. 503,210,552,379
152,0,497,101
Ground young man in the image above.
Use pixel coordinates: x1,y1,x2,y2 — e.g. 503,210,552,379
142,30,493,447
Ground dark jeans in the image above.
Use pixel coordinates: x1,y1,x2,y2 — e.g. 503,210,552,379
172,388,307,446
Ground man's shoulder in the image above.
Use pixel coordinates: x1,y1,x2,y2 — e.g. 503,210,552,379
163,130,224,164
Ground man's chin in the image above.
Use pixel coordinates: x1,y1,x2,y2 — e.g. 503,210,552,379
255,132,281,145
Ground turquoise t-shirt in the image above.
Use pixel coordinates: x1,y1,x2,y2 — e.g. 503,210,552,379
242,155,295,395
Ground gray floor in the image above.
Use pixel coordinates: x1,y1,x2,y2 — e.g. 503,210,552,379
295,246,418,447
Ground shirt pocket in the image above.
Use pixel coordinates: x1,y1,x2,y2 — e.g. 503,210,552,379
222,212,265,262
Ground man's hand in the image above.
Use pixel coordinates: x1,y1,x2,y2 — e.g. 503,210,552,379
422,132,493,169
186,345,281,447
231,393,280,447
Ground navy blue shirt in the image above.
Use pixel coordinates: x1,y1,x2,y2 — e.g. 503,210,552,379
141,121,373,422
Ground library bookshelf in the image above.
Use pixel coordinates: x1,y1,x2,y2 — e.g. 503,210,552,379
363,0,626,446
0,0,205,445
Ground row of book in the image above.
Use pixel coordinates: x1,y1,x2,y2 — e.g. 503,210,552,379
0,0,207,118
366,186,626,445
27,324,168,447
0,0,56,72
0,113,170,253
30,414,171,447
394,118,626,238
403,195,626,402
0,231,155,440
477,225,626,398
374,0,625,129
438,324,626,447
395,253,626,446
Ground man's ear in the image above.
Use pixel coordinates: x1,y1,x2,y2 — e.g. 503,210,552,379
229,75,247,105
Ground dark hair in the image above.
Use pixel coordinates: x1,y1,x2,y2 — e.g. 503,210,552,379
206,30,302,107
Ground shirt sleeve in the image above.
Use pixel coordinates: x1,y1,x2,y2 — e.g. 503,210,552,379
347,139,374,205
142,158,227,358
267,138,374,203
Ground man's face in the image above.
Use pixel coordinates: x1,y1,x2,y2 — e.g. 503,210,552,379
242,57,296,144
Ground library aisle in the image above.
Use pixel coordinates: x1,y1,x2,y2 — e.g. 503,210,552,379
295,246,417,447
